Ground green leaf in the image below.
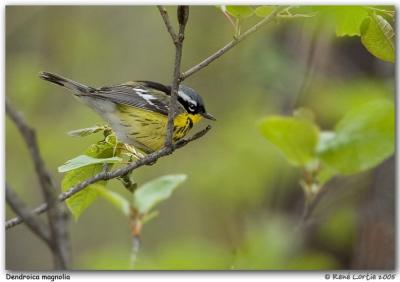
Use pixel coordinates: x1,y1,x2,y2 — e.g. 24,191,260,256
61,141,117,219
132,174,187,214
317,165,338,186
105,134,117,147
86,140,119,157
225,6,254,19
96,186,130,217
365,6,395,18
316,131,336,153
62,165,105,220
333,6,368,36
315,132,338,184
67,125,109,137
58,155,122,173
315,6,369,36
361,14,395,63
255,6,274,17
258,116,319,166
318,99,394,174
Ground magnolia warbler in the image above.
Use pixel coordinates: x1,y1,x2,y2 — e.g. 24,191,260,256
39,71,215,154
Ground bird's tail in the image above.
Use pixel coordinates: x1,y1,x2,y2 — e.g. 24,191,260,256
39,71,96,94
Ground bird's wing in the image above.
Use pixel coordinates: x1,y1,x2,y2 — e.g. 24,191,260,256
89,82,185,116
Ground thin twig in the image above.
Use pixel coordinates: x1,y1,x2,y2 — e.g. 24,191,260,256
180,6,285,80
161,6,189,147
6,98,69,269
6,4,287,267
297,184,329,230
157,6,177,43
5,126,212,229
118,173,137,193
130,235,141,268
6,5,279,232
6,183,51,244
129,207,142,269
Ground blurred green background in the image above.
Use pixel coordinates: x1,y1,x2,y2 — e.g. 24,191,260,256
6,6,395,270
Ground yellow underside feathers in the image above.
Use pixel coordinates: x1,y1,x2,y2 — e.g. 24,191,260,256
116,105,202,153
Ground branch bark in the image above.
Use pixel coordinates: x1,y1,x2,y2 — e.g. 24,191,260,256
181,6,284,81
6,99,69,269
6,183,51,244
6,6,283,231
158,6,189,147
7,4,286,253
6,125,211,229
157,6,177,43
6,6,289,270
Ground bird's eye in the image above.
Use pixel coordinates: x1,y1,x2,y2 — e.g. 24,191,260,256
188,104,196,112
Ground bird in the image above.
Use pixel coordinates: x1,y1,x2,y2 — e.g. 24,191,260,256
39,71,215,154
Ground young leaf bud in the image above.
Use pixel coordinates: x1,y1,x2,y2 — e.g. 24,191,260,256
177,6,189,26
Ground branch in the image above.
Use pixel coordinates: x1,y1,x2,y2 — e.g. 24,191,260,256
129,208,141,269
5,126,211,229
130,235,141,269
157,6,177,43
297,184,329,230
181,6,284,80
7,4,278,232
160,6,189,147
7,6,204,269
6,183,51,244
6,98,69,269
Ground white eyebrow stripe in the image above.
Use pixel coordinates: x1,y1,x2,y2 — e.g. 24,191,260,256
178,90,197,105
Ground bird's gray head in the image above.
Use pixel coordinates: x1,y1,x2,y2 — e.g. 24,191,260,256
178,85,215,120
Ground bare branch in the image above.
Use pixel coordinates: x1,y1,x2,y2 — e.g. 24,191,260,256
5,125,212,229
157,6,177,43
162,6,189,147
7,4,278,233
6,7,209,268
174,124,211,148
181,7,284,80
6,202,49,229
6,98,69,269
6,183,51,244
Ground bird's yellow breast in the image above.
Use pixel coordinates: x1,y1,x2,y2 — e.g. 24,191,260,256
115,105,202,153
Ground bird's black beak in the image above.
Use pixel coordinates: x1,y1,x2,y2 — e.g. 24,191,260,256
201,112,216,121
